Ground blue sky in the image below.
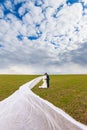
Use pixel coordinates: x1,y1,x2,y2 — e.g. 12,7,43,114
0,0,87,74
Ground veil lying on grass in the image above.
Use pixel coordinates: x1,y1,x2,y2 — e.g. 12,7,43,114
0,76,87,130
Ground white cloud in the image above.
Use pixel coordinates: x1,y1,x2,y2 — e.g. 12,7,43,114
4,0,14,12
83,0,87,4
60,63,87,74
0,0,87,74
0,5,4,18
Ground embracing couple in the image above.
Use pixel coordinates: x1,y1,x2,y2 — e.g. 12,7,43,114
39,73,50,88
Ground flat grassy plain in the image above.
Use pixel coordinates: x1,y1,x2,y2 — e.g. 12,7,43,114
0,74,87,125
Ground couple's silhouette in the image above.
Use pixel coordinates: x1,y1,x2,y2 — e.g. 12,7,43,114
39,73,50,88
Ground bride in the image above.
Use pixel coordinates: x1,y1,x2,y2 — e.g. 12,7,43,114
39,73,47,88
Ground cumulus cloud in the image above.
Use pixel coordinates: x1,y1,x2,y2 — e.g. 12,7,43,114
0,0,87,74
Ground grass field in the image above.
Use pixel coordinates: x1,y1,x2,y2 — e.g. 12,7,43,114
0,74,87,125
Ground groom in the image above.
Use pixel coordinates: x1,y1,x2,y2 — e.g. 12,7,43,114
45,73,50,88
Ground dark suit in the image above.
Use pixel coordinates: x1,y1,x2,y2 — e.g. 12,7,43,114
46,74,50,88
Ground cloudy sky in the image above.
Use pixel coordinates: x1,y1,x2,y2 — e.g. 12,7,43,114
0,0,87,74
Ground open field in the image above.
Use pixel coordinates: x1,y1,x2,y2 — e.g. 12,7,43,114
0,75,37,100
0,74,87,125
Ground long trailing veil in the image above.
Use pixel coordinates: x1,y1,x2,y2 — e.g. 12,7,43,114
0,76,87,130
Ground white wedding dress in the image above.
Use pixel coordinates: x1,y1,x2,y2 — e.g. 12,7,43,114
39,75,47,88
0,76,87,130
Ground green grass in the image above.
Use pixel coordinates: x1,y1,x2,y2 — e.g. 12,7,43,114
0,75,37,100
0,74,87,125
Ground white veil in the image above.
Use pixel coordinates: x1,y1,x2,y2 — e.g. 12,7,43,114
0,76,87,130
